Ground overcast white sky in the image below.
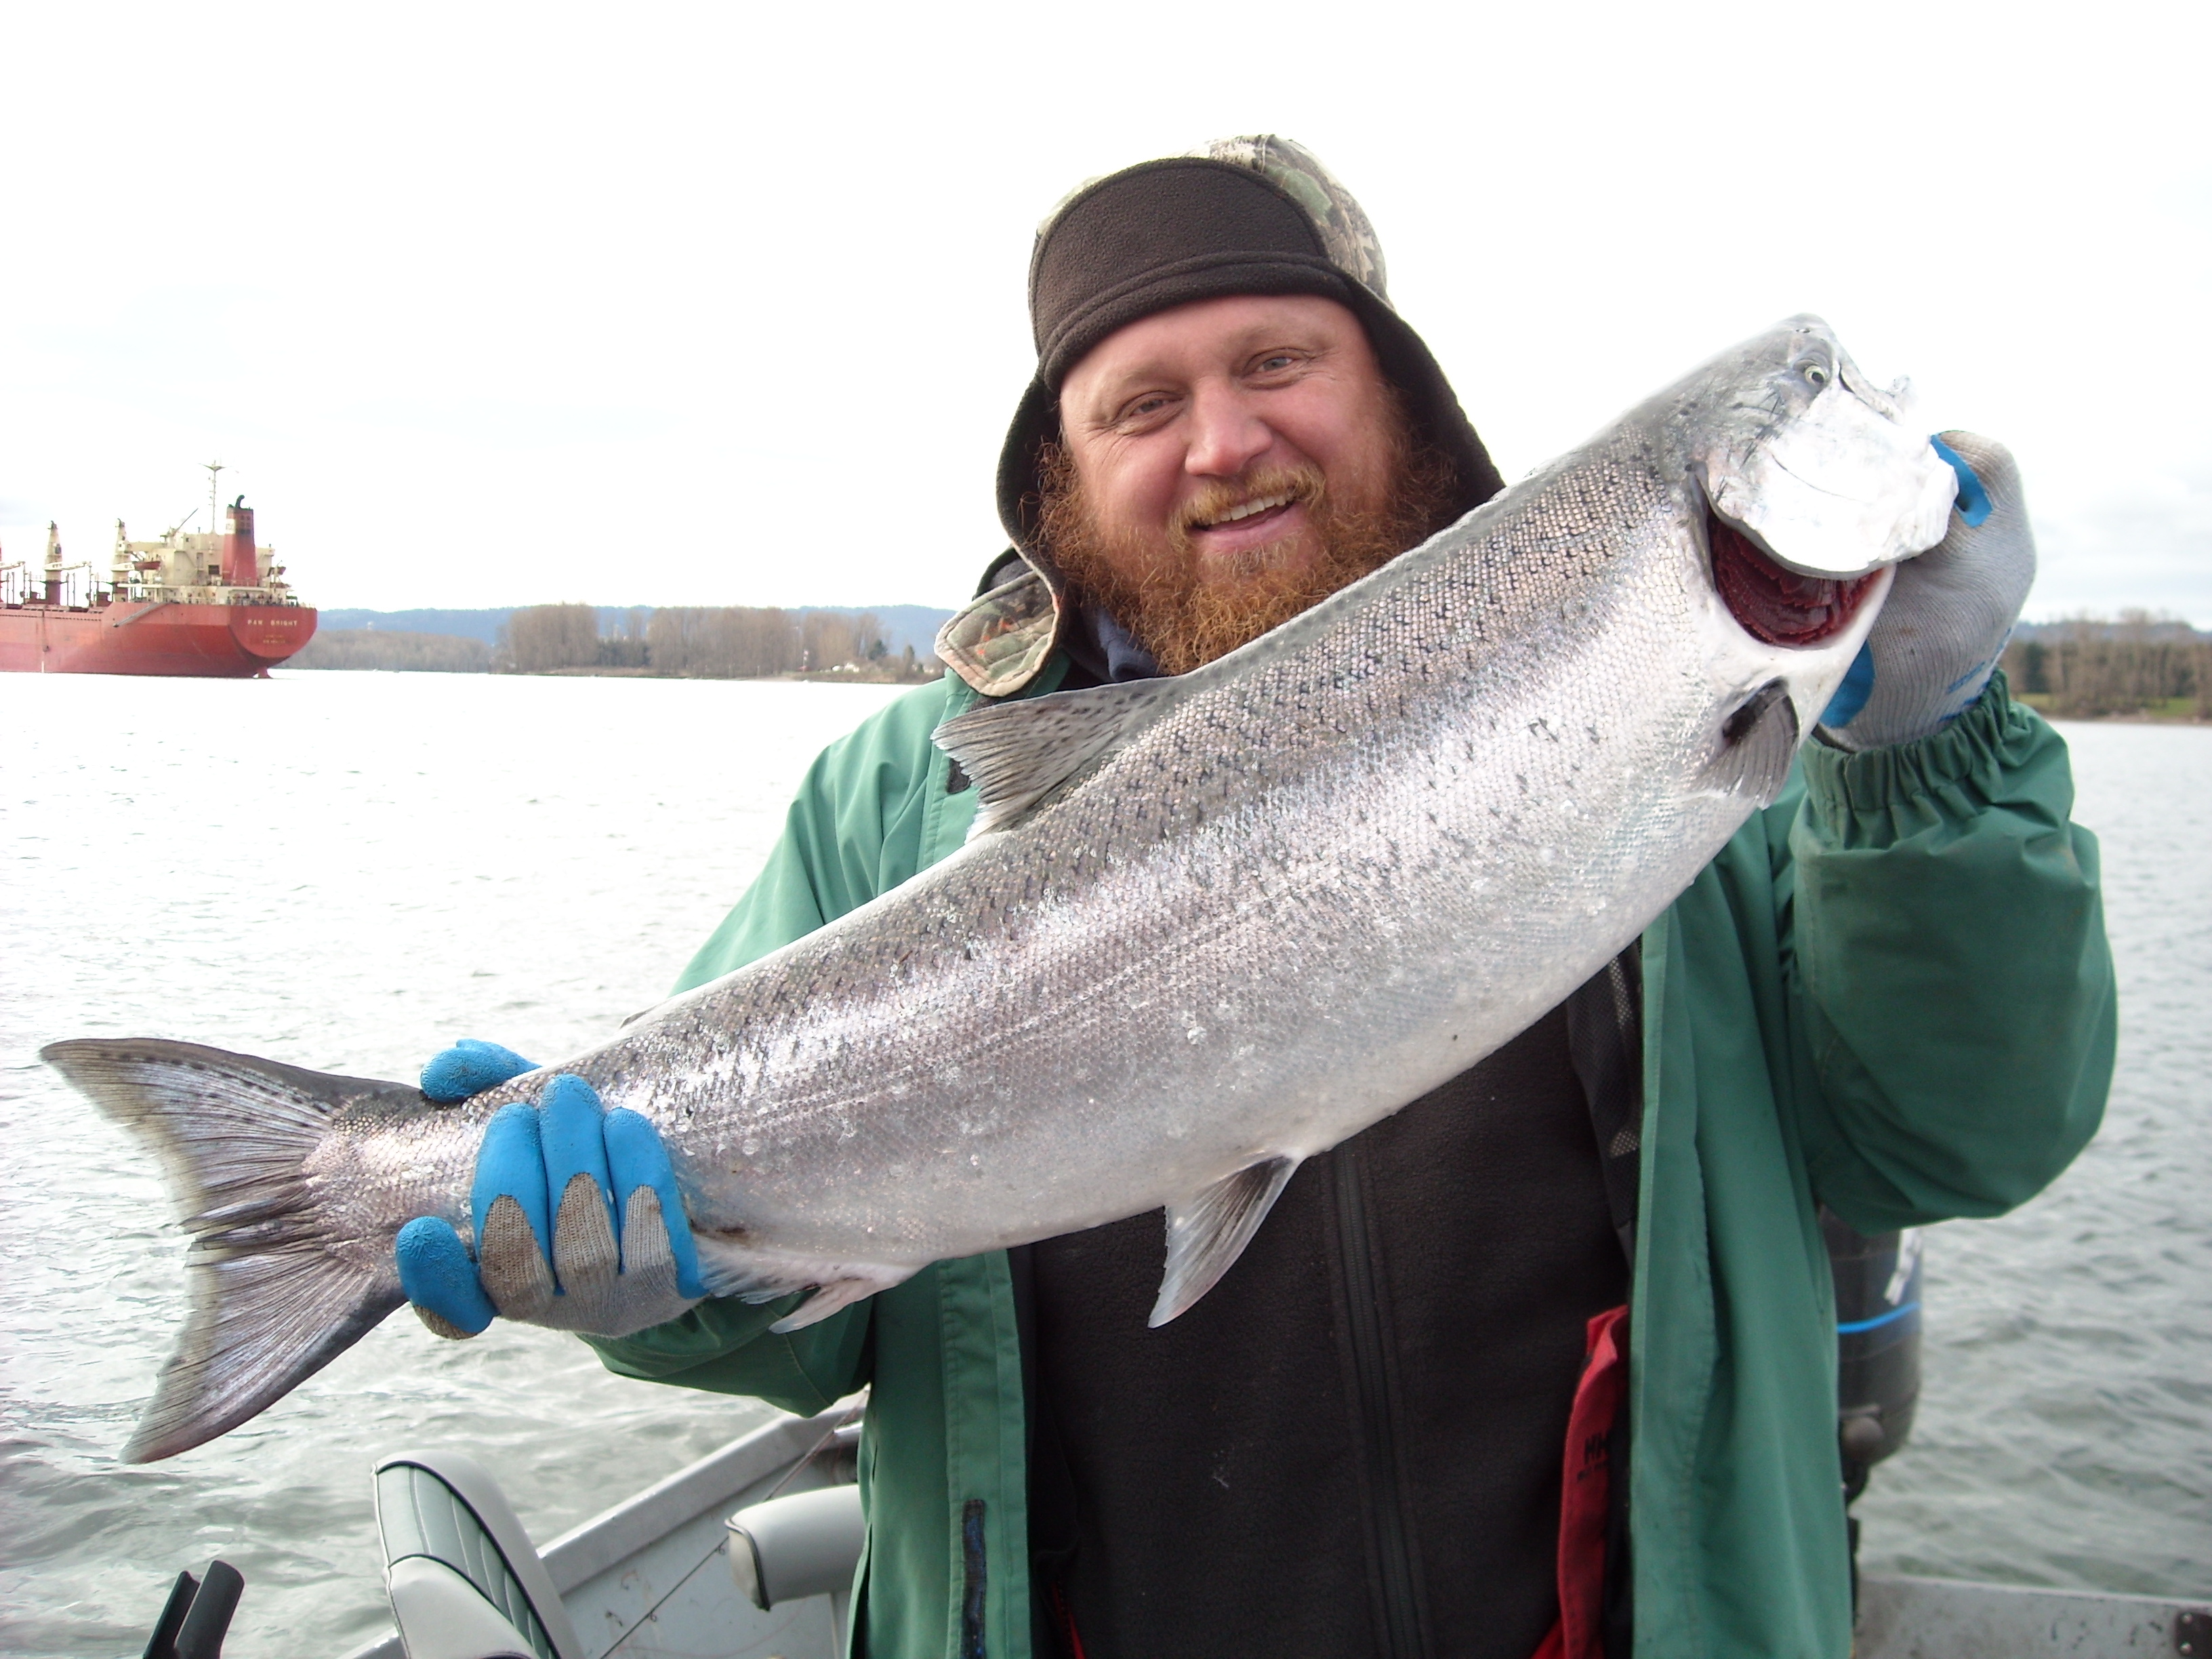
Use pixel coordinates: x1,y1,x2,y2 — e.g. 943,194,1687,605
3,1,2205,621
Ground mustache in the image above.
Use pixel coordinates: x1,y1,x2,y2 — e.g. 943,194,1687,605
1173,466,1326,543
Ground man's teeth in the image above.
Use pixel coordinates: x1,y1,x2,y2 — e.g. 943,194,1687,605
1206,493,1294,528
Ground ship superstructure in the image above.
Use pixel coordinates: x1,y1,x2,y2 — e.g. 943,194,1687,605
1,464,316,676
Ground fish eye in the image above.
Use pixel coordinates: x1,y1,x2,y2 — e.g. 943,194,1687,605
1799,360,1833,388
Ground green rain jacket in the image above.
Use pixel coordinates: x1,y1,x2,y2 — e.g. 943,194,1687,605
587,619,2113,1659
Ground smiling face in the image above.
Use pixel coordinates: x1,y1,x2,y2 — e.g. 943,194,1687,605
1042,293,1455,674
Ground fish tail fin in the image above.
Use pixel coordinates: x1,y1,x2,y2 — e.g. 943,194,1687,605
39,1038,414,1462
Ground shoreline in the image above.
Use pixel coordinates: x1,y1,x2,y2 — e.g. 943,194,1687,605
289,663,945,685
290,670,2212,716
2044,713,2211,726
518,665,943,685
2018,694,2209,728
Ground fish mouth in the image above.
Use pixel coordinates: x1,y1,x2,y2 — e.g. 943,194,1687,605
1708,511,1879,647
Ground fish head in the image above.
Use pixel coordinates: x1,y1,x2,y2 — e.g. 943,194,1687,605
1635,316,1941,781
1692,315,1957,579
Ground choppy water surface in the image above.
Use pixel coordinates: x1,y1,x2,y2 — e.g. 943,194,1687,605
1,674,2205,1656
1851,720,2212,1595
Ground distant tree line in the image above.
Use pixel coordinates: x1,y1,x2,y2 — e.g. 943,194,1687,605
2004,611,2212,719
291,629,493,672
494,603,936,680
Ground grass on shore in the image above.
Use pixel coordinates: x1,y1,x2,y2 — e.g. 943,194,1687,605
2016,691,2208,724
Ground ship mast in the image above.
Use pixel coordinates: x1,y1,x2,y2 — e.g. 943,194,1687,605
204,461,225,548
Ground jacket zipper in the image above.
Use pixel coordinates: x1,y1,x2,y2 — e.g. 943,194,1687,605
1333,1142,1429,1659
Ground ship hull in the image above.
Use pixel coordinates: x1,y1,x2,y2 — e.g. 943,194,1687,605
0,602,317,676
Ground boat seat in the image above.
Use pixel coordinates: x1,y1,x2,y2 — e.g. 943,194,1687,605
726,1484,865,1611
374,1452,585,1659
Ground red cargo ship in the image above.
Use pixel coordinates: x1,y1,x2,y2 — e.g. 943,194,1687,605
1,481,315,676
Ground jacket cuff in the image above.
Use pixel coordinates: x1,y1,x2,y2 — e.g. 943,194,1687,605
580,1294,800,1378
1799,670,2041,821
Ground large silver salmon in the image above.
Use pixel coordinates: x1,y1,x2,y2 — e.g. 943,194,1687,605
46,316,1957,1462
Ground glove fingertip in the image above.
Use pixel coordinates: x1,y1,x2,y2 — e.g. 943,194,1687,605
604,1109,677,1183
539,1075,614,1204
603,1112,706,1300
667,1219,708,1301
419,1055,474,1105
422,1039,539,1103
484,1099,546,1141
1819,642,1877,730
540,1072,604,1113
1929,434,1992,527
395,1216,496,1335
474,1103,552,1250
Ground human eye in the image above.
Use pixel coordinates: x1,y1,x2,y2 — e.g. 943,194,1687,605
1115,390,1179,428
1248,348,1309,380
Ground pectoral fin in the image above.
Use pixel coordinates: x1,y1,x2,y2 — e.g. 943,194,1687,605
1149,1156,1300,1327
1698,678,1799,806
692,1235,914,1331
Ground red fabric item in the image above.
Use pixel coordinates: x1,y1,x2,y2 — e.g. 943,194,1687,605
1049,1581,1090,1659
1544,1303,1630,1659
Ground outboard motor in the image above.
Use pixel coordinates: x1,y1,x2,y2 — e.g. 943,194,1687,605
1823,1208,1923,1601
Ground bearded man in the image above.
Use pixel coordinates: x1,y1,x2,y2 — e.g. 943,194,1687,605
398,139,2112,1659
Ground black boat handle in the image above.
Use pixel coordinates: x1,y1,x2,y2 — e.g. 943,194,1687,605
142,1560,243,1659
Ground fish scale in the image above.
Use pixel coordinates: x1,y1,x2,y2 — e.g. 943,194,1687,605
43,314,1957,1461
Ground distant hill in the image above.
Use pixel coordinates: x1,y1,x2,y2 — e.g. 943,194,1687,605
292,630,492,672
791,606,957,657
2013,617,2211,644
317,605,956,657
315,608,513,645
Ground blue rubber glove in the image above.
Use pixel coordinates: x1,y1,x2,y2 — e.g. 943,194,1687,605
396,1044,707,1340
420,1038,539,1105
1818,431,2034,749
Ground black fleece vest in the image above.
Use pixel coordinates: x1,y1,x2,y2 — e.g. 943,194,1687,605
1021,1002,1626,1659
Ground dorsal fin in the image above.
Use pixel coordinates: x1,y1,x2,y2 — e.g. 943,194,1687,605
933,678,1182,836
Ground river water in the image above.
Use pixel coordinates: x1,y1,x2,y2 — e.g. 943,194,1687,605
1,673,2205,1656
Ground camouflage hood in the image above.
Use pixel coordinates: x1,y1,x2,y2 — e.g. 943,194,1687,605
990,136,1505,590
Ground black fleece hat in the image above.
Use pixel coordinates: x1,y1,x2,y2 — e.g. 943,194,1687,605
995,137,1506,568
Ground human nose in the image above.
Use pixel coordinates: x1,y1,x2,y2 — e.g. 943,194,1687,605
1182,382,1274,479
